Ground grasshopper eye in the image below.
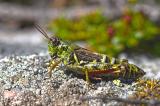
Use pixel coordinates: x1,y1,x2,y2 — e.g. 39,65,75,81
51,37,60,46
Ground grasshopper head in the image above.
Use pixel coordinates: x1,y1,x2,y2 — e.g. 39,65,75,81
35,24,71,59
49,36,61,46
35,24,61,58
47,36,62,59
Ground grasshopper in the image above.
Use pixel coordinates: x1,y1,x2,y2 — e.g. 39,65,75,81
35,24,145,83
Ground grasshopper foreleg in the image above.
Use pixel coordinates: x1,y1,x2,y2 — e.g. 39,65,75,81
48,60,61,77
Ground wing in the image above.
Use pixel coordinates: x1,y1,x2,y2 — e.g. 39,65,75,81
68,45,103,64
71,47,120,64
74,48,103,62
67,42,115,64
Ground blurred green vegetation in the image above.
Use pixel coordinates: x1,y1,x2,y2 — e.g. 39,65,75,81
48,10,160,56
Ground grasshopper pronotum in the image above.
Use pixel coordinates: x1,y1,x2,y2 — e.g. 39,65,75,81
35,24,145,83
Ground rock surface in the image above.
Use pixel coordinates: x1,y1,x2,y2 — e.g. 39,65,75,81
0,38,160,105
0,53,138,106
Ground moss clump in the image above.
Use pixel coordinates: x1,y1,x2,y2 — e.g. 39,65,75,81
130,79,160,100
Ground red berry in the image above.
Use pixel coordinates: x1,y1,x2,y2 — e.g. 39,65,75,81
123,15,132,24
107,26,115,39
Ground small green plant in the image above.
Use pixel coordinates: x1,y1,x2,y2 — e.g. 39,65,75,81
48,10,159,56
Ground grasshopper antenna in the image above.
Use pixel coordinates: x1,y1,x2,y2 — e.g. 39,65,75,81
34,24,51,40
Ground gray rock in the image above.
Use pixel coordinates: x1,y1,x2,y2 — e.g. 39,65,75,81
0,53,159,105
